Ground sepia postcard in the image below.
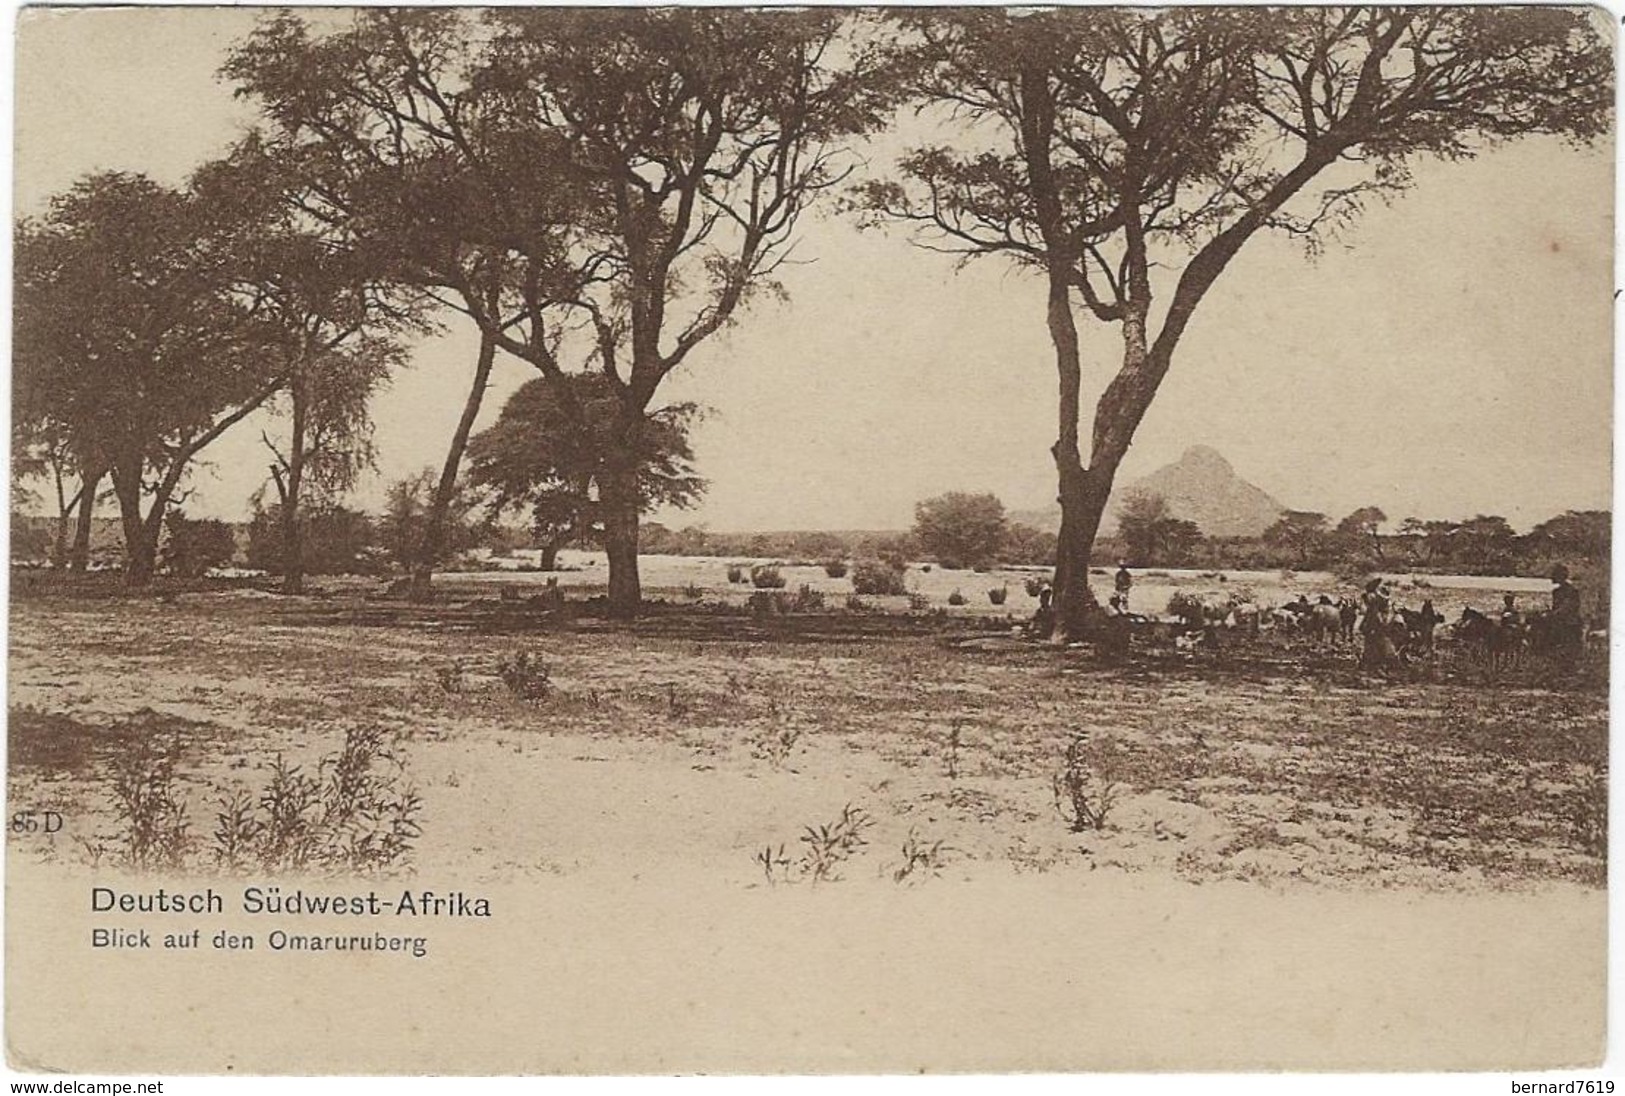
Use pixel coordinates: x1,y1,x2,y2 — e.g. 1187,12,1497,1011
5,3,1615,1079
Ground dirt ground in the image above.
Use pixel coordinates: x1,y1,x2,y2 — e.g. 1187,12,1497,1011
4,581,1609,1072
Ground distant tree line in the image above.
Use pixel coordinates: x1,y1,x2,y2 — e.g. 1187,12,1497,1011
1103,495,1609,577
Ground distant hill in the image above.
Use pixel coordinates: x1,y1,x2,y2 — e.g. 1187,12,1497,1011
1008,446,1287,538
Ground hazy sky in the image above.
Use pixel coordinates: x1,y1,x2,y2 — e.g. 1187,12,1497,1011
13,7,1615,533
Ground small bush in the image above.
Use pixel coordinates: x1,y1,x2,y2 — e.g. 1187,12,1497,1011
111,733,191,870
988,585,1009,606
682,582,704,601
947,589,967,607
750,725,804,769
435,661,466,694
497,651,552,700
751,564,788,589
91,722,427,877
851,559,907,596
799,803,874,885
892,829,953,884
755,843,794,885
749,590,787,616
1053,731,1123,832
212,724,423,875
791,584,825,612
822,559,849,579
727,564,747,584
845,594,872,613
1024,576,1046,598
755,803,875,886
907,592,931,611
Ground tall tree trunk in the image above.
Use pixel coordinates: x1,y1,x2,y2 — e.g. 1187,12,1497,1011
50,466,72,570
111,464,156,587
1042,260,1101,641
411,330,496,599
1054,204,1154,638
280,379,308,594
1016,63,1097,642
539,544,559,571
69,468,100,573
1052,461,1104,638
601,479,641,618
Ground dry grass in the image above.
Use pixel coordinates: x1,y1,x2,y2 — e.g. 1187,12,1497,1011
7,588,1607,890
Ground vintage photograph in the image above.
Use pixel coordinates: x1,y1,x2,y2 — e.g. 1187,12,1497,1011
6,4,1614,1076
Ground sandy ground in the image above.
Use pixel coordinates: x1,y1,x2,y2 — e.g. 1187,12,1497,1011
4,588,1608,1073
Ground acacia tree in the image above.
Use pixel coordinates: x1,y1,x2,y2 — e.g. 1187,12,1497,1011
223,10,580,598
14,242,114,574
859,8,1610,639
230,10,893,613
1335,505,1388,564
196,143,412,593
466,375,705,570
440,10,895,616
1117,490,1202,566
9,415,103,570
378,467,481,575
14,173,285,585
912,492,1008,570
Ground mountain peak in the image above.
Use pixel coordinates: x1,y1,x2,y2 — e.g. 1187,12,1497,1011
1007,446,1288,538
1179,444,1232,470
1121,447,1284,538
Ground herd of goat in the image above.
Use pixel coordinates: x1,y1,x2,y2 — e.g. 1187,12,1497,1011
1153,589,1583,670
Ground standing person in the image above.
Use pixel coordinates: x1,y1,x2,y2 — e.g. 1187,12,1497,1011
1114,561,1133,615
1360,578,1398,673
1550,564,1584,662
1030,585,1056,639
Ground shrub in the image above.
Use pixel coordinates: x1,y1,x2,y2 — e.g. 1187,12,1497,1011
851,559,907,596
892,829,953,884
791,584,825,612
845,594,872,613
913,491,1007,572
212,724,422,875
1053,731,1122,832
988,585,1009,606
751,564,787,589
907,592,931,611
1024,576,1046,598
92,721,427,877
496,651,552,700
947,589,967,607
111,733,191,870
750,725,804,769
822,559,849,579
435,661,466,694
749,590,787,616
798,804,874,885
161,512,238,578
727,564,747,584
755,803,875,886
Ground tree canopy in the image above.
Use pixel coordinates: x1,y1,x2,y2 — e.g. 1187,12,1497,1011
913,492,1009,571
857,7,1611,637
15,171,290,583
466,376,705,558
